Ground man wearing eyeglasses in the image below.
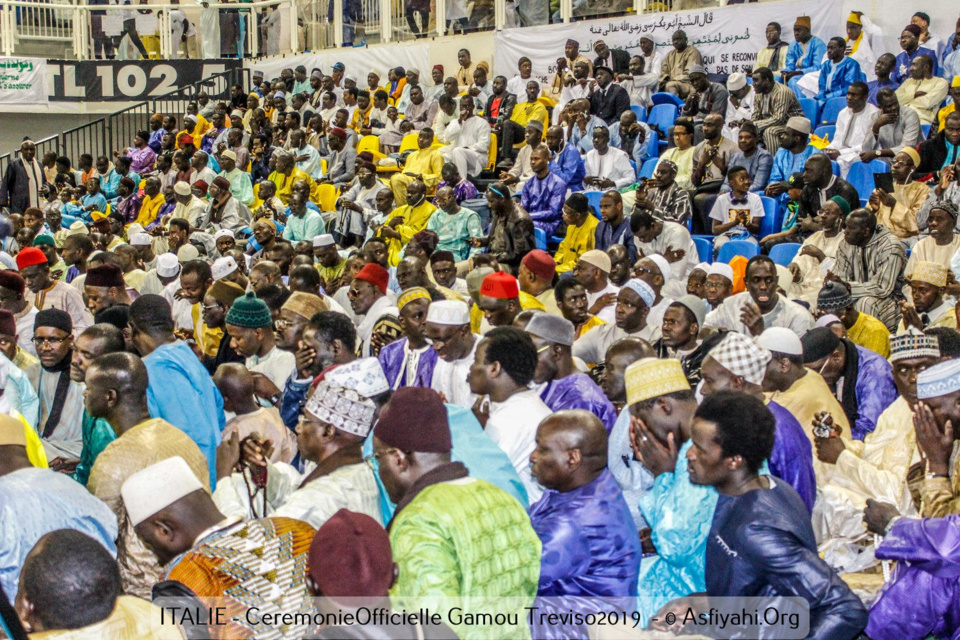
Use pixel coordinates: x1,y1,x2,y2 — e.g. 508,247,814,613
31,309,84,461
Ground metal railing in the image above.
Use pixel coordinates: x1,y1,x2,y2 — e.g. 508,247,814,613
0,0,684,59
0,66,249,177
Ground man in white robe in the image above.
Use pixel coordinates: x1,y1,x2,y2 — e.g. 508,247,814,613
823,82,880,177
439,97,492,181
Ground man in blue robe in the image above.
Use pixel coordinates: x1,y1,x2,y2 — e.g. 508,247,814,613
546,125,585,193
652,390,868,639
377,288,437,390
525,313,617,433
624,357,717,624
700,330,816,512
128,295,225,488
815,38,867,107
528,409,640,639
782,16,826,95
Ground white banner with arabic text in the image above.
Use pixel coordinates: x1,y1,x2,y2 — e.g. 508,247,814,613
0,57,47,105
494,0,842,83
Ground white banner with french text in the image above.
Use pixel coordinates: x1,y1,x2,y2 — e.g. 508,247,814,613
248,44,430,85
494,0,842,82
0,57,47,105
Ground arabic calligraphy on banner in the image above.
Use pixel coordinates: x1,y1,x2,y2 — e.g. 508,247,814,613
494,0,841,82
0,57,47,105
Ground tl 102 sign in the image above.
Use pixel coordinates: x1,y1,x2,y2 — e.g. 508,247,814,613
47,59,243,101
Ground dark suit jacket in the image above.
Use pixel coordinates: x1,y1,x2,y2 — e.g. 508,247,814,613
595,49,631,75
0,159,43,214
484,92,518,125
798,177,860,234
589,83,631,126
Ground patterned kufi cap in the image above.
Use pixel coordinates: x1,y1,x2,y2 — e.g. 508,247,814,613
708,331,772,386
890,328,940,363
397,287,431,311
917,358,960,400
305,381,377,437
625,358,690,406
325,358,390,398
910,261,948,288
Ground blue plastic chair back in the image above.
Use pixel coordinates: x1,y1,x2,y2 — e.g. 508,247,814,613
798,98,819,128
831,160,841,176
647,104,678,133
847,160,887,202
814,125,836,142
693,237,713,264
921,124,931,138
630,105,647,122
758,195,781,239
769,242,802,266
820,97,845,125
585,191,604,219
717,240,760,263
651,92,685,108
645,130,659,158
534,227,546,250
639,157,658,179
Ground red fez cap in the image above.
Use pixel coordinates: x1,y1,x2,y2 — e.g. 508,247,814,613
308,509,393,604
479,271,519,299
178,133,194,147
0,310,16,338
15,247,48,270
433,64,444,71
0,271,25,296
374,387,451,453
355,263,389,294
85,264,126,288
330,127,348,142
521,249,556,281
192,180,209,197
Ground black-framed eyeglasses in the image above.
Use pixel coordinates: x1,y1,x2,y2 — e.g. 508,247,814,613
33,336,66,347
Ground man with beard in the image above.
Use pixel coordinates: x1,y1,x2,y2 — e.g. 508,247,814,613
333,162,388,247
899,262,957,333
705,255,814,336
31,309,85,461
378,287,437,390
277,311,357,430
224,292,296,392
0,140,44,213
702,263,734,310
425,300,477,408
47,323,124,485
572,279,660,365
350,264,402,358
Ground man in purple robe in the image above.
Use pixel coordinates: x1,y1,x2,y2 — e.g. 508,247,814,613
700,329,816,512
528,409,640,639
866,513,960,640
523,312,617,432
377,287,437,390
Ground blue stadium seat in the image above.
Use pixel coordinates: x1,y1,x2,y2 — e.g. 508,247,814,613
921,124,931,138
831,160,840,176
814,125,836,142
647,104,678,140
644,130,659,159
630,105,647,122
769,242,802,266
693,237,713,264
717,240,760,263
630,159,637,178
758,195,781,239
847,159,888,203
651,92,685,109
798,98,819,128
639,157,659,179
534,227,546,250
820,97,845,125
585,191,603,218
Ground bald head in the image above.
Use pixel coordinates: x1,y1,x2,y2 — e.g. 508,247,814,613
531,410,608,492
87,352,148,398
213,362,255,405
606,336,655,362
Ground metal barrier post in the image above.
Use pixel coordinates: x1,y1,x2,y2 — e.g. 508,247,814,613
380,0,390,42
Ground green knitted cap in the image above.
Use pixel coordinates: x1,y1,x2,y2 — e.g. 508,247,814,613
225,291,273,328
